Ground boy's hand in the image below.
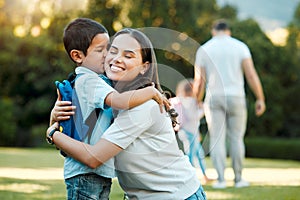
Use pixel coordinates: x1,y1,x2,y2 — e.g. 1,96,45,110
150,85,171,113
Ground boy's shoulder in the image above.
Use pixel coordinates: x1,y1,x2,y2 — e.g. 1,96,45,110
75,67,112,86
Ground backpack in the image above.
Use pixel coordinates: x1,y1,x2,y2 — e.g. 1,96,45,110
55,72,100,157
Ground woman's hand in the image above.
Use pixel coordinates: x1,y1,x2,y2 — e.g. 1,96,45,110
50,89,76,125
47,122,59,135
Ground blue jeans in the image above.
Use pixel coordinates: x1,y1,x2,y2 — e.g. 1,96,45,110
65,173,112,200
185,185,207,200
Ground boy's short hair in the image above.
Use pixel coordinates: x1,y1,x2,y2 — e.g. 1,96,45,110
212,19,230,31
63,18,108,61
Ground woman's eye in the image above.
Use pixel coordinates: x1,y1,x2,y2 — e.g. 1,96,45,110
125,54,133,58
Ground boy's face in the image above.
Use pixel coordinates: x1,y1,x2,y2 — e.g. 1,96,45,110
81,33,109,74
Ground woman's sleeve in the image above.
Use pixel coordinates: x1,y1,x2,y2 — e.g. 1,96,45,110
102,101,156,149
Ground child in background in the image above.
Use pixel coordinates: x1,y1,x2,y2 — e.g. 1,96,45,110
170,78,213,184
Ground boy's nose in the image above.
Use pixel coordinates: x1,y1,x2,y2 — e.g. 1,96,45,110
103,49,108,57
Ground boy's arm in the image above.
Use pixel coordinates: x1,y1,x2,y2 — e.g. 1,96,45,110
105,85,170,112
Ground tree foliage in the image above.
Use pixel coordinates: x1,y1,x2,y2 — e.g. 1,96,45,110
0,0,299,146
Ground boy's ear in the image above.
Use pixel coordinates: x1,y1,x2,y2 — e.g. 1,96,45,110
140,62,150,75
70,50,84,64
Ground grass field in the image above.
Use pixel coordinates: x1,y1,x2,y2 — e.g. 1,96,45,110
0,147,299,200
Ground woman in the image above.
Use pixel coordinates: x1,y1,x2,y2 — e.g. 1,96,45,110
47,28,206,200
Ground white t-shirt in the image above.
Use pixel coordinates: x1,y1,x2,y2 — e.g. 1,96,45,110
102,100,200,200
195,35,251,97
170,97,203,134
170,97,204,153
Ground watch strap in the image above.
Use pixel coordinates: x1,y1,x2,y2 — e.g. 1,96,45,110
46,128,58,145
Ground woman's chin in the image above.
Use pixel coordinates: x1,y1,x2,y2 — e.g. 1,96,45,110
106,72,122,81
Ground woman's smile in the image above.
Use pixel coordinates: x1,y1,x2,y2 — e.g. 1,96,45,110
109,64,125,72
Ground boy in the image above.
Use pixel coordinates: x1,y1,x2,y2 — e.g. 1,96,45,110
50,18,166,199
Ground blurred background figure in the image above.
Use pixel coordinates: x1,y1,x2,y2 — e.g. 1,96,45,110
193,19,266,189
170,79,213,184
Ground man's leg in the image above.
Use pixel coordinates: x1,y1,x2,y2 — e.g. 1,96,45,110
204,97,227,182
227,97,247,183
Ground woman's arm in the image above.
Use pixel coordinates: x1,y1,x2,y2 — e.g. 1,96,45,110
47,122,122,169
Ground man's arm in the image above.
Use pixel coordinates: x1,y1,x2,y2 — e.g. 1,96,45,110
242,58,266,116
193,64,206,104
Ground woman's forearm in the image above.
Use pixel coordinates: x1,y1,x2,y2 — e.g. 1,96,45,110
52,131,98,168
52,131,122,169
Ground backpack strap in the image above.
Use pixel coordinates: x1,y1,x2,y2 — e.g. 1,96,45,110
85,108,101,144
67,72,77,87
56,72,105,146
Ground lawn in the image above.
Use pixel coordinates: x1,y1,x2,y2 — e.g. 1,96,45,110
0,147,299,200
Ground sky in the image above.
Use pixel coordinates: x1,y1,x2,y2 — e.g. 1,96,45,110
216,0,300,45
217,0,300,31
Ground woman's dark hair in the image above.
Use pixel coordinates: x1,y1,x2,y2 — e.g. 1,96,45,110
63,18,108,62
112,28,162,93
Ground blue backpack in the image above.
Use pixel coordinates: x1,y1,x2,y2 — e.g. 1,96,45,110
55,72,100,156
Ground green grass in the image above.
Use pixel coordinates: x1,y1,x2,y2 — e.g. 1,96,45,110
0,147,299,200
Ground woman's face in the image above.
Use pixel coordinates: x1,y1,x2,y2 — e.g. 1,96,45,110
105,34,147,81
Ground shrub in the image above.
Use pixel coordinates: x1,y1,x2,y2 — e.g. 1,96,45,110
245,137,300,161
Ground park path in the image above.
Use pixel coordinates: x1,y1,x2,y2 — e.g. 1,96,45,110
0,167,299,186
197,167,300,186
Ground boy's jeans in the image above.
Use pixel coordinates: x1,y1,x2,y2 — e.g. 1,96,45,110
65,173,112,200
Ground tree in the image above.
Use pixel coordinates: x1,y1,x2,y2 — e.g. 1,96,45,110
1,0,299,147
0,1,77,146
281,3,300,137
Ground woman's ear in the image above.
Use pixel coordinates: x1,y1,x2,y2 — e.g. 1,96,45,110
140,62,150,75
70,50,84,64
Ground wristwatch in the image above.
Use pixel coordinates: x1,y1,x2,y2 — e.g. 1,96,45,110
46,128,58,145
